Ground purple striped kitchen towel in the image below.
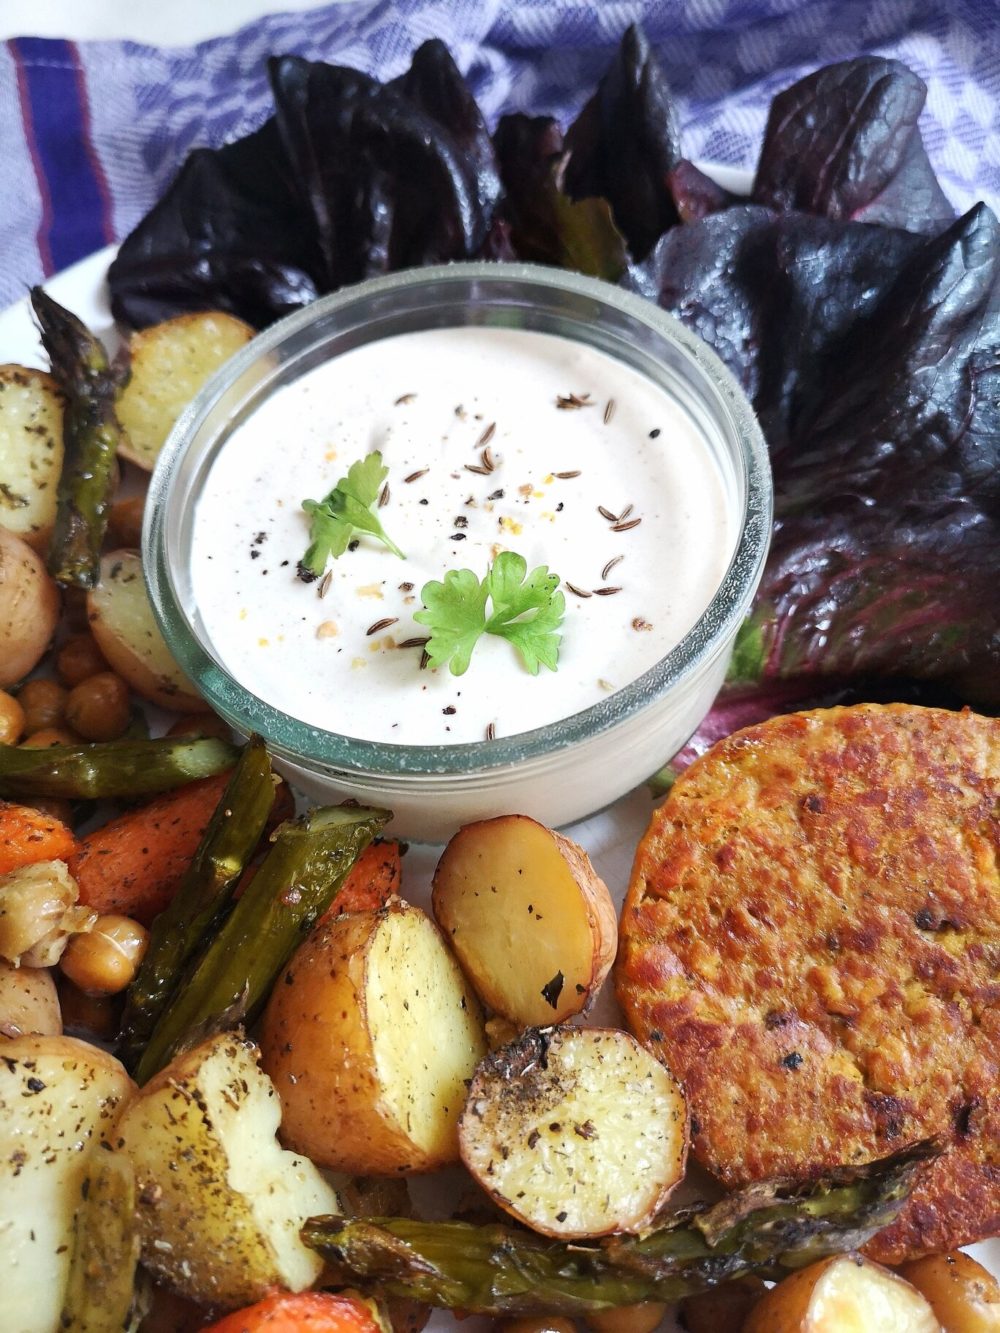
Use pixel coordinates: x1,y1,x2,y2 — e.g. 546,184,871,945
1,0,998,306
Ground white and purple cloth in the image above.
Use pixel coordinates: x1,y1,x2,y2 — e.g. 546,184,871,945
1,0,997,307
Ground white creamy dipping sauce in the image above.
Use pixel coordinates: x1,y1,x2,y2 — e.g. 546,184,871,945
189,327,736,745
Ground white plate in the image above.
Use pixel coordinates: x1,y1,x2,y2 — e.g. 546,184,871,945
3,233,997,1322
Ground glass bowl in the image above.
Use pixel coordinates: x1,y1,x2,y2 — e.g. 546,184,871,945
144,262,771,841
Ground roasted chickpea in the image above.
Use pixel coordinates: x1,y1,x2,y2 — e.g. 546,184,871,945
166,711,232,742
59,913,149,995
57,976,122,1041
21,726,79,748
17,678,68,734
587,1306,667,1333
64,671,131,741
56,632,108,687
105,496,145,550
0,689,26,744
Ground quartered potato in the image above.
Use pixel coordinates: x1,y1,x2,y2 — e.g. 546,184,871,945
0,364,64,551
1,1034,134,1333
116,311,254,469
0,957,62,1036
87,549,208,711
458,1025,688,1238
0,525,60,686
115,1031,340,1311
260,897,487,1174
742,1253,941,1332
897,1252,1000,1331
432,815,617,1026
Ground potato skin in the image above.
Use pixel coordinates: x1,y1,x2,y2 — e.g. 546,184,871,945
897,1252,1000,1331
617,703,1000,1262
0,364,64,551
261,898,486,1174
742,1254,940,1332
0,958,61,1036
0,526,60,686
87,549,207,711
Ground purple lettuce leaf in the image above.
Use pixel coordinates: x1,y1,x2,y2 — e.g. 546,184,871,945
752,57,953,234
563,24,681,260
268,41,502,291
493,114,627,279
666,159,736,224
108,119,322,329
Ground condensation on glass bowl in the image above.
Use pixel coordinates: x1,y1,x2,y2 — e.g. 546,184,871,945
144,262,772,842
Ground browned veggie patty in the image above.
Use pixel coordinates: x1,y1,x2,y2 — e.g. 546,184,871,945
616,703,1000,1263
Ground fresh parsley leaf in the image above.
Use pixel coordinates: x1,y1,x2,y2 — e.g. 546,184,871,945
415,551,564,677
298,451,404,579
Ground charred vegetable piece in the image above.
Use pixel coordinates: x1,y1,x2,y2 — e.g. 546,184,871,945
29,289,121,588
59,1150,140,1332
117,738,275,1073
0,736,238,801
134,801,389,1083
303,1146,932,1315
752,57,953,233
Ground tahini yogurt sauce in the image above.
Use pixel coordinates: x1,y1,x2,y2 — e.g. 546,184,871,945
189,327,736,745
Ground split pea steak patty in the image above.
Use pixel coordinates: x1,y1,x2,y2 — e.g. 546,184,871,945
616,703,1000,1263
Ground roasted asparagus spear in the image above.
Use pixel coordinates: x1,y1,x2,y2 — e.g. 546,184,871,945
0,736,238,800
303,1146,934,1315
30,288,121,588
118,737,276,1073
134,801,390,1082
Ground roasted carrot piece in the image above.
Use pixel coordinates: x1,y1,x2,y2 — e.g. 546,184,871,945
321,838,401,921
0,801,77,875
204,1291,384,1333
68,770,232,925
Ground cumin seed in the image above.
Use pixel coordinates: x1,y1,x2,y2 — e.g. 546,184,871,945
367,617,398,635
598,505,618,522
481,447,496,472
556,391,593,410
394,392,416,405
477,421,496,447
464,463,490,475
565,582,592,598
554,470,581,479
317,571,333,599
603,398,616,424
378,484,390,508
593,586,622,596
602,555,623,580
617,503,634,522
612,517,642,533
398,636,430,649
486,721,496,741
404,468,428,484
419,649,431,670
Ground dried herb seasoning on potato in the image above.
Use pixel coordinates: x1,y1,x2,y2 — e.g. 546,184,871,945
432,814,616,1026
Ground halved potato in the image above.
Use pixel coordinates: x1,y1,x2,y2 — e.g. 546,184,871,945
87,549,207,711
432,815,617,1026
116,312,254,469
0,525,60,686
0,958,62,1036
260,897,487,1174
0,364,64,550
115,1030,340,1311
459,1025,688,1238
1,1034,133,1333
742,1253,941,1332
897,1252,1000,1331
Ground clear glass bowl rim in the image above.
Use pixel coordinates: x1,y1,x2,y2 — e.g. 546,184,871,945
144,261,772,778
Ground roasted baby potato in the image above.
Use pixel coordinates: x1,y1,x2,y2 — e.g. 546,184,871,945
897,1252,1000,1331
1,1034,133,1333
0,364,64,551
115,1030,340,1311
116,311,254,469
458,1025,688,1238
0,957,62,1036
260,897,487,1174
87,549,207,711
432,815,617,1026
0,525,60,686
742,1253,941,1332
